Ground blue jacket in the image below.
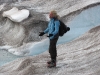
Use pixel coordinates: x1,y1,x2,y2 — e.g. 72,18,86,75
44,18,60,39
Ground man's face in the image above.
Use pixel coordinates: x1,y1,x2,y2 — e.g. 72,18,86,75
49,13,54,18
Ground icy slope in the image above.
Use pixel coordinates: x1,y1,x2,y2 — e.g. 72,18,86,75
0,25,100,75
0,0,100,75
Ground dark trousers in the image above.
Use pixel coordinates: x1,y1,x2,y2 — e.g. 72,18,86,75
49,37,59,62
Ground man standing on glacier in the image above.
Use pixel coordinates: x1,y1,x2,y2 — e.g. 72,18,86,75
39,10,60,68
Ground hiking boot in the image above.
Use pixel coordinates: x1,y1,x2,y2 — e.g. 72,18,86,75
47,62,56,68
47,60,56,68
47,60,52,64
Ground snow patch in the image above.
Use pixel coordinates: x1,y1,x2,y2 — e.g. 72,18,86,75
2,7,29,22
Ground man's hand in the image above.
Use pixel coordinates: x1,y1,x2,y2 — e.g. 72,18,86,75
39,32,45,36
47,34,53,37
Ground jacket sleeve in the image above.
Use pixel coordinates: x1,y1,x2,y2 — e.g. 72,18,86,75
44,26,49,33
52,20,60,35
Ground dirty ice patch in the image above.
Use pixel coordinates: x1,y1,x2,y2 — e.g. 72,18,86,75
0,3,6,11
